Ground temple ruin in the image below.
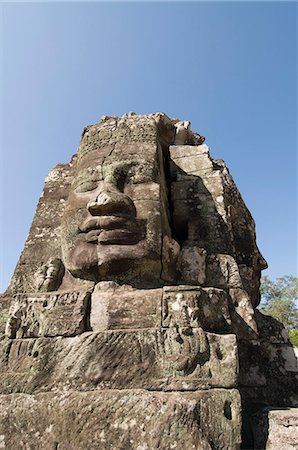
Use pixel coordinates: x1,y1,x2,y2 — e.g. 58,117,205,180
0,113,297,449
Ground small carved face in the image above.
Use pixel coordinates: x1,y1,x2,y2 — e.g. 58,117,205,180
34,258,64,292
61,145,168,283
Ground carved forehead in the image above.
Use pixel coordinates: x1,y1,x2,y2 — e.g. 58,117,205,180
77,115,160,160
73,142,161,189
72,165,103,189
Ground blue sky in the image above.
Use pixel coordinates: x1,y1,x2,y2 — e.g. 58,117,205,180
1,1,297,292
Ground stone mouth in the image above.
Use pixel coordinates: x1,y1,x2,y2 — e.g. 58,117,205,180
80,215,134,231
80,215,144,245
97,229,141,245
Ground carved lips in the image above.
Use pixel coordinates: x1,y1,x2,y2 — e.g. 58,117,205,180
79,215,144,245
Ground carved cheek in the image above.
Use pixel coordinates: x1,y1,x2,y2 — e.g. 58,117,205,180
61,208,87,250
70,241,98,270
63,188,103,234
65,192,92,212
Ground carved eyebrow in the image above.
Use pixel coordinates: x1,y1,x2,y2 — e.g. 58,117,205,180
74,180,99,193
72,166,103,189
102,160,158,182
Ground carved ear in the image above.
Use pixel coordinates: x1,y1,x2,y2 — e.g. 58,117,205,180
184,121,191,129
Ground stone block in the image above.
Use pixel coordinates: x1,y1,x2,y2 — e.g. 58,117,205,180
125,182,161,201
158,329,238,390
0,389,241,450
266,408,298,449
113,142,159,161
77,146,113,169
255,310,289,344
178,245,206,285
251,407,298,450
161,236,180,282
239,340,298,406
0,296,11,338
229,288,258,338
239,264,261,308
171,179,200,201
206,254,243,289
5,290,91,338
162,286,231,333
170,145,213,175
170,144,210,159
0,330,238,393
91,282,162,331
173,155,213,175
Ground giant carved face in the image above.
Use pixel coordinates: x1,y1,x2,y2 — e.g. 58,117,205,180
61,136,170,284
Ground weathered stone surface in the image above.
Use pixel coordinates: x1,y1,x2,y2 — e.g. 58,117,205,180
170,143,210,160
162,286,231,333
229,287,258,339
5,113,267,305
170,144,214,174
161,235,180,282
251,407,298,450
0,389,241,450
178,245,206,284
266,408,298,449
2,112,292,449
170,144,267,308
239,340,298,406
0,330,238,393
5,290,91,338
255,309,290,344
5,159,78,295
205,254,243,289
91,282,162,331
0,296,11,338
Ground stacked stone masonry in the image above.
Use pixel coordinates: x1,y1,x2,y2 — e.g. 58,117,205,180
0,113,297,449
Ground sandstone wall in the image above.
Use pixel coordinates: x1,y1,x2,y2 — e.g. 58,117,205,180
1,113,296,449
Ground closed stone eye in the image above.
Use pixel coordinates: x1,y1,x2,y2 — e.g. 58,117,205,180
74,181,98,194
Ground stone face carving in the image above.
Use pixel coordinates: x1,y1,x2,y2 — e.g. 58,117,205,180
34,257,64,292
60,139,166,285
0,113,296,449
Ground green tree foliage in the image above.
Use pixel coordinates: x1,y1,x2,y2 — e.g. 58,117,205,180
260,275,298,331
289,329,298,348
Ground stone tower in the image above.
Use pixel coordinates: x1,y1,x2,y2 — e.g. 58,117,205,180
0,113,297,449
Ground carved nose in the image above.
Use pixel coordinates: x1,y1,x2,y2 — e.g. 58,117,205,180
257,254,268,270
87,189,136,217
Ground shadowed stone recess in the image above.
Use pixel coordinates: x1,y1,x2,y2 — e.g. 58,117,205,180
1,112,297,449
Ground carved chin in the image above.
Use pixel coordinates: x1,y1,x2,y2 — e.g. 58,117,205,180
64,239,159,281
67,242,99,277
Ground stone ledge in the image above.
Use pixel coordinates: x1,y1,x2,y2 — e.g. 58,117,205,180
0,388,241,450
5,290,91,339
251,407,298,450
0,330,238,394
4,285,242,337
